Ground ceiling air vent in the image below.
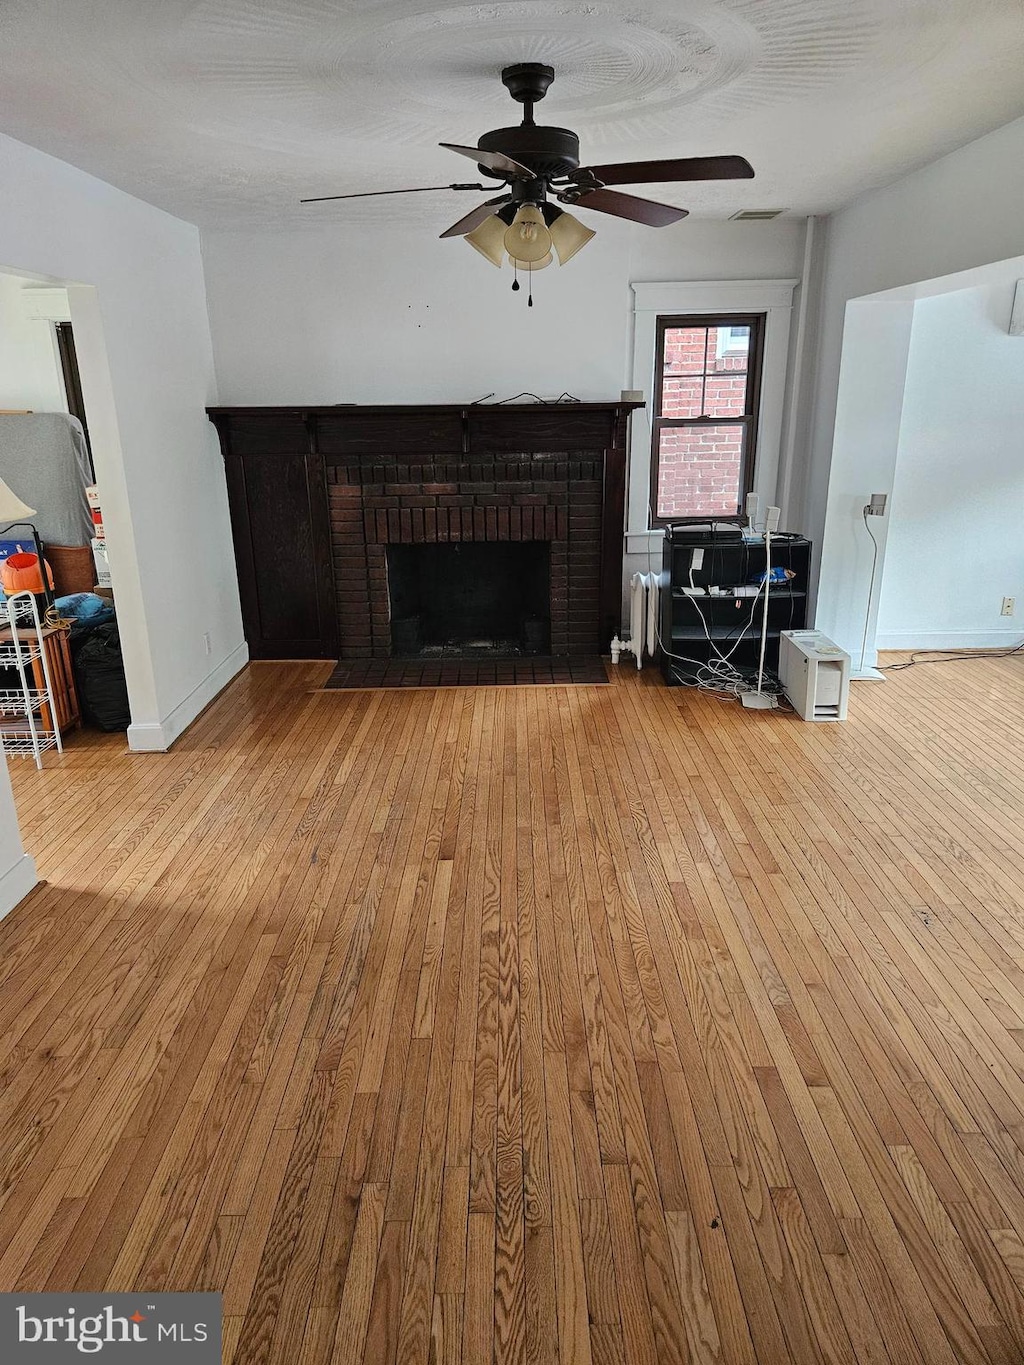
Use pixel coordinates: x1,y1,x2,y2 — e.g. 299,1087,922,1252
729,209,786,221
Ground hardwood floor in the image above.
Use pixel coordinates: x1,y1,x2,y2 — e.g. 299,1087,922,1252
3,656,1024,1363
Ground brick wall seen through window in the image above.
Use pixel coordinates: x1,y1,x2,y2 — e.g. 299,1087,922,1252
652,314,765,521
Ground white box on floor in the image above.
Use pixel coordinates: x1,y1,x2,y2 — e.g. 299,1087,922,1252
779,630,850,721
91,536,111,587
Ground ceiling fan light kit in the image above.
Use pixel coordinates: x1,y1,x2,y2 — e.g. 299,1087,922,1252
463,199,592,272
304,62,754,305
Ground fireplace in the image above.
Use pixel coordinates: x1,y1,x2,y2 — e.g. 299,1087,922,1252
387,542,551,656
208,403,639,662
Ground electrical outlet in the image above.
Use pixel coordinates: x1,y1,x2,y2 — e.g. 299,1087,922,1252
1001,597,1016,617
203,631,212,655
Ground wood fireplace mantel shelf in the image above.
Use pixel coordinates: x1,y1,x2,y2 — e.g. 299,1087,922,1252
208,401,641,661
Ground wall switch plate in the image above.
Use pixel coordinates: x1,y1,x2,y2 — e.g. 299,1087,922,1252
1002,597,1016,617
203,631,212,654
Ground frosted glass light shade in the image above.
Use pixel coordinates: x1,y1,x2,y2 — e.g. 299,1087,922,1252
548,211,596,265
508,251,553,271
464,214,507,267
503,205,552,263
0,476,35,524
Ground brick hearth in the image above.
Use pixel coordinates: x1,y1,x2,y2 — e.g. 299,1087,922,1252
327,454,603,659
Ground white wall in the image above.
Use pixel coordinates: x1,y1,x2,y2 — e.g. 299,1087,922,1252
804,113,1024,661
0,132,245,758
0,758,36,922
203,217,805,406
0,272,67,412
876,281,1024,650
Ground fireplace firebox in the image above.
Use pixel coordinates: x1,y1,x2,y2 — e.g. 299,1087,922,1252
387,542,551,656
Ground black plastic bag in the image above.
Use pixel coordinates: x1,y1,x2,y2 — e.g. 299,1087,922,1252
72,621,130,731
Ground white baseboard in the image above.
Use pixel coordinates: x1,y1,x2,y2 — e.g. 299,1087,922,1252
127,641,249,753
875,629,1023,652
0,852,38,921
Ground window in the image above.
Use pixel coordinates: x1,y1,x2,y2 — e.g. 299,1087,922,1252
651,313,765,522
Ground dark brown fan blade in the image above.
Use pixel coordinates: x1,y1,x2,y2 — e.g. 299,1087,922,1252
570,188,688,227
439,196,511,239
439,142,535,180
301,182,486,204
576,155,754,187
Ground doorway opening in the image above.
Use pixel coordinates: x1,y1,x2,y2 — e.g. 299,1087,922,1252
55,321,94,475
815,252,1024,673
0,267,131,756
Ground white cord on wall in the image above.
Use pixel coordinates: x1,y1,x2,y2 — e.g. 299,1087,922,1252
755,526,772,695
855,493,887,680
858,508,880,674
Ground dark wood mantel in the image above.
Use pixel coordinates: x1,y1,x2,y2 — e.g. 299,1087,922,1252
208,401,641,660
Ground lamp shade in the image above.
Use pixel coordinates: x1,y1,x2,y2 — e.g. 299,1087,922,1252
508,251,553,271
503,205,552,263
465,213,507,267
0,476,35,524
548,210,596,265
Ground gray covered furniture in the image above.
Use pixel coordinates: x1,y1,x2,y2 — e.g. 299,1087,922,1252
0,412,93,546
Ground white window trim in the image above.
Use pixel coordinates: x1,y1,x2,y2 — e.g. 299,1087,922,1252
626,279,798,554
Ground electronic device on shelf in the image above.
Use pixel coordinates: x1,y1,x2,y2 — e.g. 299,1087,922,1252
666,520,744,545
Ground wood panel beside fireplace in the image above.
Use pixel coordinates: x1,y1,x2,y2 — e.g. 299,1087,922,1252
208,402,639,661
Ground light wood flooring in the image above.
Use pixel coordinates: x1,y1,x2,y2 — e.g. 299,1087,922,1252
3,657,1024,1363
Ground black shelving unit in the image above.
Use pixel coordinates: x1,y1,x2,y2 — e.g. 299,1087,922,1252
660,528,811,686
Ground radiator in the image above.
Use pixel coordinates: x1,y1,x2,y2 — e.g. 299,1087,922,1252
616,571,662,669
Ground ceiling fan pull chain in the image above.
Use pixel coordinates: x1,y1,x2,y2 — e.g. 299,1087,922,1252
511,260,520,293
528,261,534,307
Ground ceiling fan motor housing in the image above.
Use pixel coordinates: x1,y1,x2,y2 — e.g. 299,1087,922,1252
501,63,555,104
476,125,581,182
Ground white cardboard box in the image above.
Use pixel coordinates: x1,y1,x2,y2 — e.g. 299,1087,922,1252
91,537,111,587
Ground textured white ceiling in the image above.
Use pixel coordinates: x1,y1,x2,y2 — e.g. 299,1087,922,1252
0,0,1022,227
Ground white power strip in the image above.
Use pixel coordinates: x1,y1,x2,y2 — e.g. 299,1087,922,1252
741,692,778,710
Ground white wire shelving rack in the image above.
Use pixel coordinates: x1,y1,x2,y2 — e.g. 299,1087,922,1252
0,591,63,768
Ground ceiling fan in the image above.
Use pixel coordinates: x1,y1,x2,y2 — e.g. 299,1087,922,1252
302,63,754,301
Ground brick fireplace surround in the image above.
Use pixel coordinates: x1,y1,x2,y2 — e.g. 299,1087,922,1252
329,452,603,659
208,402,640,662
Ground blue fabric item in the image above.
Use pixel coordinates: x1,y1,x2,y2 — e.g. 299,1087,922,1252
55,592,115,624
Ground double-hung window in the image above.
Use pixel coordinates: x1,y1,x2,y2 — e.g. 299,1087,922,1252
651,314,765,522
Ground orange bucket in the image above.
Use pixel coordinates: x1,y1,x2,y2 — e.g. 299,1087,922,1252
0,551,54,595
